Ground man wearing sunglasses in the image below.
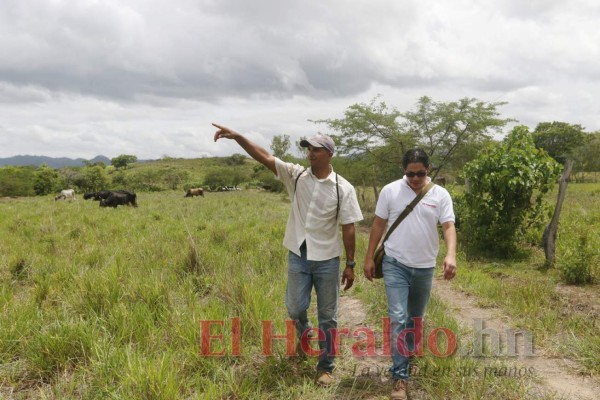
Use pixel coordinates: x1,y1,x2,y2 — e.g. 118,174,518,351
363,149,456,400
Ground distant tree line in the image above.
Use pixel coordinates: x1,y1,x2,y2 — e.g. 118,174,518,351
2,96,599,199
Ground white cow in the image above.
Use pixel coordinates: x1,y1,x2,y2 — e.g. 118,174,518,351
55,189,76,201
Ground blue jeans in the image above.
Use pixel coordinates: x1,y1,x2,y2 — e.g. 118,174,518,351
286,244,340,372
383,255,434,381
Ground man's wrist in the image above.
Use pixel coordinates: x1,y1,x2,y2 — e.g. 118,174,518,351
345,260,355,268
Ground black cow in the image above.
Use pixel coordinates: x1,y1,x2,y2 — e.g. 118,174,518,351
84,190,114,201
99,191,138,208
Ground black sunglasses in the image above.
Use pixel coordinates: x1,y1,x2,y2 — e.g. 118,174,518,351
405,170,427,178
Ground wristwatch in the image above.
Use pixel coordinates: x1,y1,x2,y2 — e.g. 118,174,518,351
345,260,356,268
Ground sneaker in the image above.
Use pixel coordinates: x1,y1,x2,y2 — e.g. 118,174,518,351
391,379,408,400
316,370,334,387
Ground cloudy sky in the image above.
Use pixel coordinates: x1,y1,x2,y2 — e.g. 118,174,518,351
1,0,599,160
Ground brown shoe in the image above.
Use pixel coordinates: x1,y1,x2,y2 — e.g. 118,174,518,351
391,379,408,400
316,370,334,387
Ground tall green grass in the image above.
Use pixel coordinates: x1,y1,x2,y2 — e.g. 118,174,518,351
1,184,597,398
0,192,302,398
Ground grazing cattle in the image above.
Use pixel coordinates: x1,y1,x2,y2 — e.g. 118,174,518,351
218,186,240,192
83,190,113,201
100,191,138,208
85,190,136,205
55,189,75,201
185,188,204,197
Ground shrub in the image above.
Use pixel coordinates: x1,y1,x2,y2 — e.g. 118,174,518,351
558,233,598,284
461,126,561,255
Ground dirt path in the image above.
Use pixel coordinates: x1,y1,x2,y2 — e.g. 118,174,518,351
432,276,600,400
336,295,392,399
336,279,600,399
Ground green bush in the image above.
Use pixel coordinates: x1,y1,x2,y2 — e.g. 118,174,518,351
461,126,561,255
558,233,598,284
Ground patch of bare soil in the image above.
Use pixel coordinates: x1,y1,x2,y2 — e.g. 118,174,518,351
554,283,600,319
335,295,431,400
433,277,600,400
335,294,393,399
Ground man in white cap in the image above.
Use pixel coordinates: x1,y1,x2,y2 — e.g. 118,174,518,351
213,123,363,386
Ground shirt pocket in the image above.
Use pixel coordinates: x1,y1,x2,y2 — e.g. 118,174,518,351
312,184,339,220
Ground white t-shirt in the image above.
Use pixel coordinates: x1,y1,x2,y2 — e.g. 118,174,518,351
275,158,363,261
375,177,455,268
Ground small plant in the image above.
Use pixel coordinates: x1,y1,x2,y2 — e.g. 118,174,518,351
558,233,598,284
10,258,29,281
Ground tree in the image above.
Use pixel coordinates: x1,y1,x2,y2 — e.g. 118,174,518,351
163,168,190,190
127,169,162,191
270,134,291,159
203,170,230,190
542,160,574,267
401,96,512,179
314,95,513,200
225,153,247,166
531,122,587,263
111,154,138,169
58,168,80,189
569,131,600,182
313,96,413,200
461,126,561,255
532,122,586,165
74,165,110,192
0,166,35,197
33,164,59,195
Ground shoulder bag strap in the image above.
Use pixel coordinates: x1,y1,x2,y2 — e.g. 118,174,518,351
380,181,434,244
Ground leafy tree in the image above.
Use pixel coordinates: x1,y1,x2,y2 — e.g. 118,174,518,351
461,126,561,255
313,96,413,200
225,153,247,166
74,165,110,192
163,168,190,190
563,130,600,182
401,96,512,179
203,170,230,190
33,164,60,195
127,169,162,191
111,171,128,187
532,122,586,165
270,134,291,159
59,168,80,188
314,95,512,200
111,154,138,169
0,166,35,197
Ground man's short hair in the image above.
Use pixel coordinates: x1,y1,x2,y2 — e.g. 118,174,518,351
402,148,430,169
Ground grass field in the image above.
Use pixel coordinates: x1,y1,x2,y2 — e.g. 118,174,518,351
0,185,598,399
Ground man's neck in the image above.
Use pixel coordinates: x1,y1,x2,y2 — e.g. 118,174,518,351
312,164,332,179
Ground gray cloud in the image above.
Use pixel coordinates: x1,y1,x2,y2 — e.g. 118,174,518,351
0,0,599,159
